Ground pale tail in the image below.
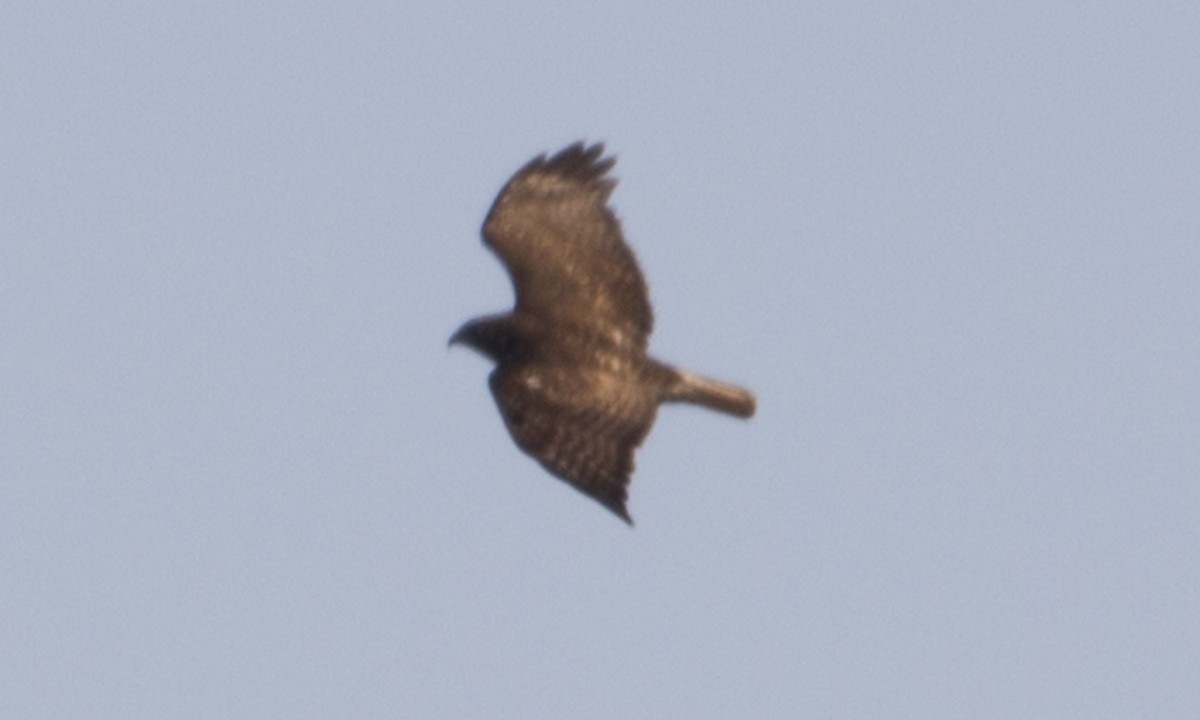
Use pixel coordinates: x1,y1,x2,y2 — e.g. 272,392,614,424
665,369,757,418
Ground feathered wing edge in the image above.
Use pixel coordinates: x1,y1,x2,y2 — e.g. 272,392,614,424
487,142,616,224
520,142,616,194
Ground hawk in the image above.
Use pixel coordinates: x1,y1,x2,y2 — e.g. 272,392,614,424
451,142,755,523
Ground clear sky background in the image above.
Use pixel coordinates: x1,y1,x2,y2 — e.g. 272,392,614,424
3,2,1198,718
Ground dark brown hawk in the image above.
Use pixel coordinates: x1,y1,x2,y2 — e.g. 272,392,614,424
451,142,755,524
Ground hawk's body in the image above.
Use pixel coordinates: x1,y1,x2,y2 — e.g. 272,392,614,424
451,143,755,523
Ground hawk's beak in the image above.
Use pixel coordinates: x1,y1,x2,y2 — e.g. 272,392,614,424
447,325,468,348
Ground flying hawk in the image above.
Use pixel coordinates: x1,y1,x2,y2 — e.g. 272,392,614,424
451,142,755,523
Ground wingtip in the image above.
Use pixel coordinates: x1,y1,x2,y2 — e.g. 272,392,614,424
605,488,635,526
551,140,604,161
602,495,635,526
544,140,615,182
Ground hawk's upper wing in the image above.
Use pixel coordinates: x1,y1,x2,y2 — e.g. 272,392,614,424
482,142,653,349
488,364,656,524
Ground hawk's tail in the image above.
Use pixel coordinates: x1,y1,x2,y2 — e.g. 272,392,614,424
664,369,756,419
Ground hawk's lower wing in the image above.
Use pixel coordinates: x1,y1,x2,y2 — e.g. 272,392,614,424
488,366,655,523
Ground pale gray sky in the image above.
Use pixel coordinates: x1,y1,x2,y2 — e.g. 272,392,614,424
3,2,1198,717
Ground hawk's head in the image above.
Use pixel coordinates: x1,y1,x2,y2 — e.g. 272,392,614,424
449,314,526,363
